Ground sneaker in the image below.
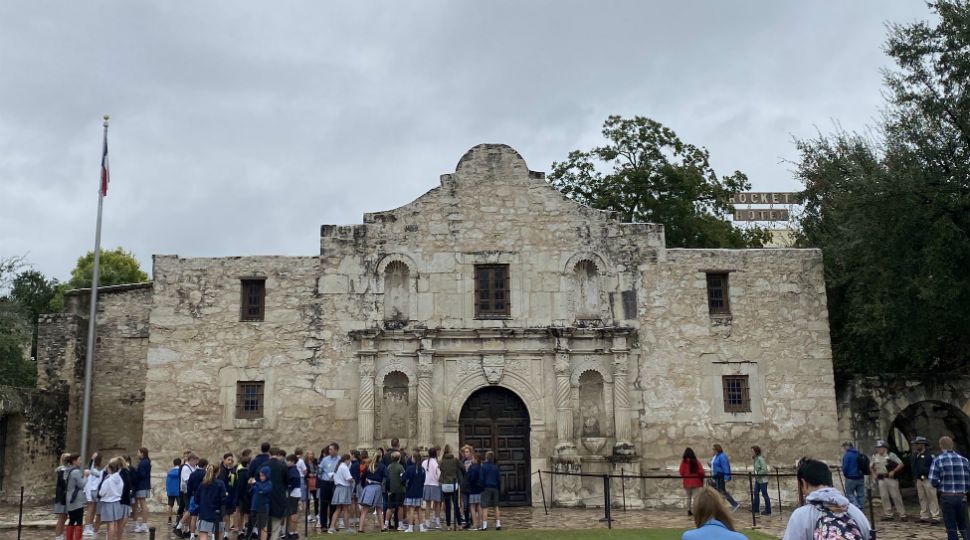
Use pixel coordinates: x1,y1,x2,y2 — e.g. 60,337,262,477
338,519,345,530
83,525,95,537
287,534,299,540
326,529,336,535
397,523,407,532
418,524,427,532
496,526,502,531
761,511,771,516
883,516,894,522
480,526,488,531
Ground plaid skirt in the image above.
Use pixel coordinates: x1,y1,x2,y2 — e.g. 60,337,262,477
100,501,127,522
403,497,423,507
422,485,441,502
360,484,383,508
331,485,353,506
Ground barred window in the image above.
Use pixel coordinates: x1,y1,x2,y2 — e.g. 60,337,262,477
722,375,750,413
475,265,510,317
240,279,265,321
706,273,730,315
235,381,264,419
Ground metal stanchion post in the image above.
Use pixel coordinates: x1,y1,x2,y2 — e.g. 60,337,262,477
620,468,626,512
868,484,877,540
538,470,548,515
603,474,612,529
17,486,24,540
748,473,756,528
304,490,309,537
775,469,782,515
149,526,156,540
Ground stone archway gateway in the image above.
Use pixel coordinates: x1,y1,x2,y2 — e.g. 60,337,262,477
459,387,531,506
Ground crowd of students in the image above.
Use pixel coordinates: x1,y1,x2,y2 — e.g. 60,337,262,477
52,449,153,540
109,438,501,539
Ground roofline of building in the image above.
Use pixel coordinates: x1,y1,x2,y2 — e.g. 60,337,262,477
64,281,154,296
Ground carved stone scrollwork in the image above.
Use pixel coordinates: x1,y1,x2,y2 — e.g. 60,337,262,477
357,354,376,448
417,350,434,446
554,349,574,445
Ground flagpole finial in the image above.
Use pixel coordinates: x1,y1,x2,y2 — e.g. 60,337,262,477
103,115,110,127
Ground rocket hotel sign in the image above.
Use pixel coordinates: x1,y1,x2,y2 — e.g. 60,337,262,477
729,192,799,222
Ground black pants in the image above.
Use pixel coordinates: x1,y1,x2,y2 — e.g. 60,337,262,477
443,489,461,527
318,481,335,528
461,491,471,526
176,492,188,523
68,507,84,526
309,487,318,517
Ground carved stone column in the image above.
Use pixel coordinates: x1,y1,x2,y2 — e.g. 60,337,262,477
554,350,574,446
417,348,434,447
612,336,634,454
357,353,376,449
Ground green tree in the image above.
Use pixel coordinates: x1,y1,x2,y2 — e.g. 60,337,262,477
0,300,33,387
794,0,970,375
10,270,58,359
549,115,770,248
67,247,149,289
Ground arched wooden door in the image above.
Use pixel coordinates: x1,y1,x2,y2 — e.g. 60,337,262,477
459,387,531,506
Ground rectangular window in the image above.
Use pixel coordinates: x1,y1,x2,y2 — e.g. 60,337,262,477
474,264,510,317
722,375,750,413
706,273,730,315
235,381,264,419
240,279,265,321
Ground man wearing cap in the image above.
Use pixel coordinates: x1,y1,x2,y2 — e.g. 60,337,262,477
911,436,941,525
870,440,907,521
929,436,970,540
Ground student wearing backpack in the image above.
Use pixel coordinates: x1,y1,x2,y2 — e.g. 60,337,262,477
840,442,867,510
166,458,183,525
782,458,871,540
55,453,71,540
64,454,86,540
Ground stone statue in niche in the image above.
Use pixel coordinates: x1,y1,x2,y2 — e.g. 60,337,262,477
574,260,600,319
381,371,410,439
579,370,606,436
383,261,410,324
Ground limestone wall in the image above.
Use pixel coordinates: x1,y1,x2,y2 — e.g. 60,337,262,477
0,386,69,503
637,248,840,467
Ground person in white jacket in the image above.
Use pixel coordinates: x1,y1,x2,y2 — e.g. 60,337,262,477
422,448,442,529
782,459,871,540
82,453,102,537
98,458,126,540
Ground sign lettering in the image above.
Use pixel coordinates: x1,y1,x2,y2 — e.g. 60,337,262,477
732,209,790,222
728,192,799,205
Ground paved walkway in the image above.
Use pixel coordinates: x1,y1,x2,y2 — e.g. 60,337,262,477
0,504,946,540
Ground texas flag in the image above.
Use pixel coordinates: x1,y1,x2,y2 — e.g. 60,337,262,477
100,129,109,196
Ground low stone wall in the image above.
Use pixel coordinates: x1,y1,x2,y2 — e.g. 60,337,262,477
0,385,68,504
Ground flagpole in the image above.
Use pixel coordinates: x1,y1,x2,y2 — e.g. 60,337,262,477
79,115,109,462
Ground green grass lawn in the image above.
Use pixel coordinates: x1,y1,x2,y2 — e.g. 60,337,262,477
307,528,776,540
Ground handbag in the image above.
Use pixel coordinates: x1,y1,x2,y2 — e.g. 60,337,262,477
308,475,317,491
441,483,457,494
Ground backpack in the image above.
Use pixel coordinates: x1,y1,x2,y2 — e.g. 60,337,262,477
814,503,864,540
55,468,68,505
855,453,870,477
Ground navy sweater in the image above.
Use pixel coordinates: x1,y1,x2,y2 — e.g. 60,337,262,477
364,463,386,486
403,465,426,499
286,465,301,494
197,480,227,523
187,469,205,501
481,462,501,489
136,459,151,491
465,463,483,495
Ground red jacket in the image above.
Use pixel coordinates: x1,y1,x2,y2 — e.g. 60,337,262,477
679,459,705,489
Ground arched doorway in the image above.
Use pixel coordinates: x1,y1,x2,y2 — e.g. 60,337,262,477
888,400,970,458
459,387,531,506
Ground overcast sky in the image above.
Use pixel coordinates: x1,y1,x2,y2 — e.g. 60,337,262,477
0,1,932,282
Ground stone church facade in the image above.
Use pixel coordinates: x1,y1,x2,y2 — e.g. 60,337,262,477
19,144,839,506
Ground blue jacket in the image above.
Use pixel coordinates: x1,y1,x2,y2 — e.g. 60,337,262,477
465,463,483,495
250,468,273,513
286,465,301,493
364,463,386,486
712,452,732,481
681,519,748,540
166,467,181,497
842,448,864,479
197,480,227,523
481,462,501,489
403,464,426,499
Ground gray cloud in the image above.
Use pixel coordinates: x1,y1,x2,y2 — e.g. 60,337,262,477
0,1,930,281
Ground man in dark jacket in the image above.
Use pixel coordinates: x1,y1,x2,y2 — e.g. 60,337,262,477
267,449,289,535
250,443,272,477
840,442,866,509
